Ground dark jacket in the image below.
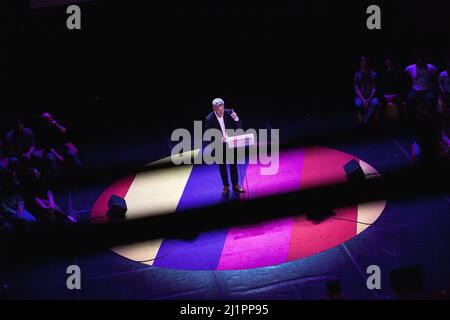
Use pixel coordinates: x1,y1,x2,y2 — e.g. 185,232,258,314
204,109,242,136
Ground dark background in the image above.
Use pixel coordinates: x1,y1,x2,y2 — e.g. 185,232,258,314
2,0,450,150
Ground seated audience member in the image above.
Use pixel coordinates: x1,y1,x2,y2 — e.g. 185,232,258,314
439,61,450,113
0,167,37,230
405,53,439,120
354,56,379,124
4,118,41,171
21,167,77,224
378,55,407,121
39,112,81,177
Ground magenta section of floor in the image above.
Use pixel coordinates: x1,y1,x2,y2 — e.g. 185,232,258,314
217,149,304,270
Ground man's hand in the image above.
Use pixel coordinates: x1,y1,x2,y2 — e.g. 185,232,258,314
231,109,239,121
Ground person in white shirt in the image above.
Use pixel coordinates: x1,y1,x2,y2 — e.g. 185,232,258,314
204,98,245,196
405,53,439,119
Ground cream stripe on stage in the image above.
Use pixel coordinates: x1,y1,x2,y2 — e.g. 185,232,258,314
112,150,199,265
357,160,387,234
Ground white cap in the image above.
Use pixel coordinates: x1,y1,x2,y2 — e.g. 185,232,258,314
212,98,225,107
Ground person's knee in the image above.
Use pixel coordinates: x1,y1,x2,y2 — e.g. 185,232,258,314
30,151,42,165
355,99,364,110
66,150,81,166
44,152,56,162
355,98,362,107
31,151,41,159
369,98,379,108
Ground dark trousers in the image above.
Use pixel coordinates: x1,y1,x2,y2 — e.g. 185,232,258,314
8,151,41,171
219,144,239,187
406,89,437,119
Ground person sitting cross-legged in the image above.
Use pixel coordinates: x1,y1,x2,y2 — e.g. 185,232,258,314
4,118,41,172
405,53,439,121
378,55,407,121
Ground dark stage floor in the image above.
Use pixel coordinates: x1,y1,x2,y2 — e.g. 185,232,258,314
3,114,450,300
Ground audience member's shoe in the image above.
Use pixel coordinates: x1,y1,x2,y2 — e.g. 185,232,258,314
233,184,246,193
222,186,230,197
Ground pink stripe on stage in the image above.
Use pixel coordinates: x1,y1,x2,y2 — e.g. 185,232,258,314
217,149,304,270
287,147,358,260
90,175,135,222
287,207,358,261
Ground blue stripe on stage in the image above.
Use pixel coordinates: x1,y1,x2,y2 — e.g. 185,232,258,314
153,161,248,270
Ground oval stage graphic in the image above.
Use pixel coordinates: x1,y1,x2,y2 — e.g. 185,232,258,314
91,146,386,271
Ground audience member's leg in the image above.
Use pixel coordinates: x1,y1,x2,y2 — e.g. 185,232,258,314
8,209,37,232
31,150,43,170
424,90,437,110
445,94,450,112
52,205,77,223
43,152,61,177
8,156,20,171
364,97,379,124
355,97,366,124
407,90,420,121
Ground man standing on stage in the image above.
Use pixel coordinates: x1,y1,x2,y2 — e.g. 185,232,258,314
205,98,246,197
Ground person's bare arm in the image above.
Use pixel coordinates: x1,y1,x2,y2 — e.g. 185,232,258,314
354,75,367,106
53,120,67,134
